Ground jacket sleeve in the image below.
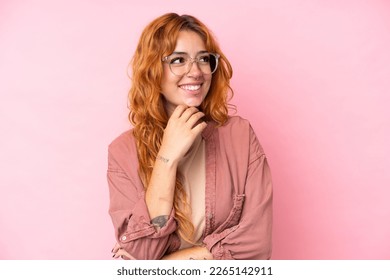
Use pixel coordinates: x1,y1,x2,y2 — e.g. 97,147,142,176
107,143,180,260
203,127,273,259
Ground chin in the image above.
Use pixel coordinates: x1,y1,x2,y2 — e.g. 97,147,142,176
184,103,203,109
183,97,206,108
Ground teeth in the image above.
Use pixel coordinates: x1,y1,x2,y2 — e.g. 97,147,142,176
180,84,201,91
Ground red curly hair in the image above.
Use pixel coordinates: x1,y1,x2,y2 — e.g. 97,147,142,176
128,13,233,243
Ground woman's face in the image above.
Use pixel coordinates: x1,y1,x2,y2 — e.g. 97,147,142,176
160,30,212,116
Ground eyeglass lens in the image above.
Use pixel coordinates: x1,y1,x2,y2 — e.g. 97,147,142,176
167,53,218,76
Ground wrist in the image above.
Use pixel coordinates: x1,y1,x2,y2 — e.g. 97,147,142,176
156,150,180,167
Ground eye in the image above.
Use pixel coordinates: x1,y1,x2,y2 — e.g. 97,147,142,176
198,55,210,63
169,56,186,65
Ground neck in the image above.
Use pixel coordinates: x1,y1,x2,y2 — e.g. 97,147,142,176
163,101,176,118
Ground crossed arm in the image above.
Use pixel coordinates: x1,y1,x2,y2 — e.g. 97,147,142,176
112,241,213,260
112,215,213,260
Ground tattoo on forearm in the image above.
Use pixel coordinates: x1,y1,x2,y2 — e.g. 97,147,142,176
151,215,168,228
156,155,169,163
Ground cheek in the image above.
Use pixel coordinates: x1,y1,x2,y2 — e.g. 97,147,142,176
161,75,178,93
204,77,212,92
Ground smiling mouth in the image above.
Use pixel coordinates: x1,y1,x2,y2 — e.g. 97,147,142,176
179,84,202,91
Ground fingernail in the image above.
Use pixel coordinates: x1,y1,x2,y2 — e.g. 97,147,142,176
112,254,115,258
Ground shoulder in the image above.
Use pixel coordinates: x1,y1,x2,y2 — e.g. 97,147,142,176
215,115,265,157
109,129,134,147
107,129,140,178
108,129,137,160
225,115,251,127
217,115,252,136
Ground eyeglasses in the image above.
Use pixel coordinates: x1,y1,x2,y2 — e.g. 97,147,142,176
162,52,220,76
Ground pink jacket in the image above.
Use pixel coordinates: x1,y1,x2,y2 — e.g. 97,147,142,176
107,116,273,259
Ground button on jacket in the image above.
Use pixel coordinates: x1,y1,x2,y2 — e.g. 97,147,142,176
107,116,273,259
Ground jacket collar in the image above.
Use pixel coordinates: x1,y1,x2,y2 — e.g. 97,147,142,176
202,121,216,140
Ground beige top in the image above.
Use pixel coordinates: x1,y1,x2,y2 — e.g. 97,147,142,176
178,134,206,249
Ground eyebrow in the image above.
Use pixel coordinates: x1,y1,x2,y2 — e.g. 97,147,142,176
171,50,208,55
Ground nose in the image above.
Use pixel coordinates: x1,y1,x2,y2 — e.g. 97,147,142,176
186,59,202,78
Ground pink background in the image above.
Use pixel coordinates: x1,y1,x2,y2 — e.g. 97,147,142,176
1,0,389,259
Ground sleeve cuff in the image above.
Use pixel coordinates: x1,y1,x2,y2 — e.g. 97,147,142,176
203,225,239,260
119,194,177,244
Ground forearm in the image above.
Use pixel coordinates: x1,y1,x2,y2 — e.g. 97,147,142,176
161,246,213,260
145,153,178,221
146,105,207,227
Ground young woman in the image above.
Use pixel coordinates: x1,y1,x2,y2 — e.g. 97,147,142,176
108,13,273,260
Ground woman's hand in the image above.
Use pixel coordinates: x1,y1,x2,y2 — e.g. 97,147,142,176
161,246,213,260
111,242,136,260
159,105,207,164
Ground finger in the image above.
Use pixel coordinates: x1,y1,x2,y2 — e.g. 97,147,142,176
191,121,208,135
186,111,205,128
120,249,135,260
179,107,200,122
112,248,124,259
170,104,188,119
111,242,121,253
113,249,136,260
